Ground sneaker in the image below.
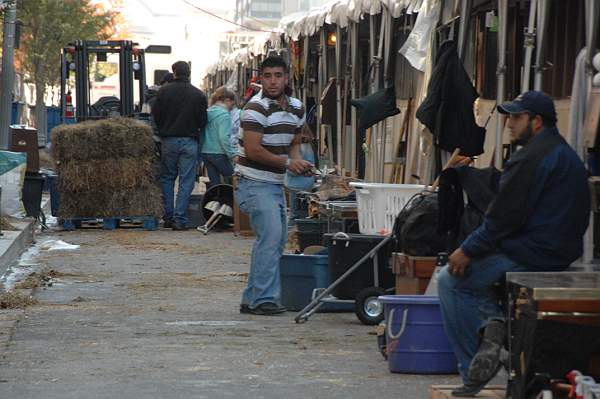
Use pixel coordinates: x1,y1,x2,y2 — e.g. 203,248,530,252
163,219,173,228
468,320,506,383
172,223,188,231
246,302,286,316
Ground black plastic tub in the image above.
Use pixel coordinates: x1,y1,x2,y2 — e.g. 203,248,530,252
297,230,324,251
295,218,327,233
323,233,394,299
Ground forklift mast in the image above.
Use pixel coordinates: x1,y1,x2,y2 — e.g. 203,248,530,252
60,40,147,122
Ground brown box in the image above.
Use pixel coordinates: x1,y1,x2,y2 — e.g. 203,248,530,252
394,275,429,295
391,253,436,295
391,253,437,278
406,256,437,278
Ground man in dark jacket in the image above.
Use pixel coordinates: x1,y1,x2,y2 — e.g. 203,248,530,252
152,61,207,230
438,91,590,396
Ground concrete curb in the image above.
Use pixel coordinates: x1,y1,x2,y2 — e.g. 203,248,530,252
0,218,36,285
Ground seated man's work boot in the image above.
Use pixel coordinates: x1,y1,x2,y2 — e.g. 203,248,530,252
467,319,506,383
451,380,489,397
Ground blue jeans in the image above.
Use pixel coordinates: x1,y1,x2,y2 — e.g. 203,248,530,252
159,137,198,225
202,153,233,188
235,177,287,308
437,253,528,382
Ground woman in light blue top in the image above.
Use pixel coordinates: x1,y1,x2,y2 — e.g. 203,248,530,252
201,86,237,188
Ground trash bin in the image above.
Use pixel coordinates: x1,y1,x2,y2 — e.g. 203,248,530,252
22,173,45,218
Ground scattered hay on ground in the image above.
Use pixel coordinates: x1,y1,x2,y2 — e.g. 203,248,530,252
13,269,56,290
1,216,18,231
0,290,38,309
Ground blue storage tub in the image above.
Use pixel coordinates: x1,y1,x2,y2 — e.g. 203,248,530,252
380,295,457,374
280,253,352,312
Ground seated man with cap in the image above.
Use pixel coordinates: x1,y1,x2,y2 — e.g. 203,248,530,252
437,91,590,396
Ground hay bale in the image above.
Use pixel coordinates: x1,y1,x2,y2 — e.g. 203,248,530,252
57,157,157,193
52,118,155,162
51,118,163,218
59,187,163,218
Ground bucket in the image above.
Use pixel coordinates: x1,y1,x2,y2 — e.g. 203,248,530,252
380,295,457,374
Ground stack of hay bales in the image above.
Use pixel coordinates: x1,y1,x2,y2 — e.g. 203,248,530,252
52,118,163,218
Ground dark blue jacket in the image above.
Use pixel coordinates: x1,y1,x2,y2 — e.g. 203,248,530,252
461,127,590,270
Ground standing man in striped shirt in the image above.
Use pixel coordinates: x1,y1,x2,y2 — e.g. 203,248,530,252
236,56,314,316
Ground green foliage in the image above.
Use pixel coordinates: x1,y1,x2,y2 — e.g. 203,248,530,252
18,0,117,90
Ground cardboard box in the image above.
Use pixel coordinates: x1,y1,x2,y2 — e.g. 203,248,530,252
392,253,436,295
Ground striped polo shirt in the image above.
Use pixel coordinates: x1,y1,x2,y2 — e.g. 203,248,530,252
236,91,305,184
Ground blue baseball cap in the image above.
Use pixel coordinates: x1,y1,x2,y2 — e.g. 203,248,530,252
497,91,557,123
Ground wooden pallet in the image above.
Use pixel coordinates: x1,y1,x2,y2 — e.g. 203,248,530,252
430,385,505,399
63,217,158,231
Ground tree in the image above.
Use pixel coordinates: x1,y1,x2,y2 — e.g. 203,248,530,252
17,0,120,136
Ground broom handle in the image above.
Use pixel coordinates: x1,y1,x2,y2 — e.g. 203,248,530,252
206,215,223,232
431,148,461,190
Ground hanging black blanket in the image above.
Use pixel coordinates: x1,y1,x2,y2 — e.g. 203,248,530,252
416,40,486,156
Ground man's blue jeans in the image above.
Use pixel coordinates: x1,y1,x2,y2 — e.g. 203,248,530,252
159,137,198,225
202,153,233,189
235,177,287,309
437,253,528,382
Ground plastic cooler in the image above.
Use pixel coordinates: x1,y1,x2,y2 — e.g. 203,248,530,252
380,295,457,374
279,253,352,312
349,183,425,235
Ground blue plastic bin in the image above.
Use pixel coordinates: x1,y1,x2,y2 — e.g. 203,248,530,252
46,106,61,143
280,253,352,312
380,295,457,374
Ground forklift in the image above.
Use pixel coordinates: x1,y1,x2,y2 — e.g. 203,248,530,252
59,40,171,123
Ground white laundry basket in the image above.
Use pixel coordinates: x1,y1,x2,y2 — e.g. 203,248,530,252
349,183,426,235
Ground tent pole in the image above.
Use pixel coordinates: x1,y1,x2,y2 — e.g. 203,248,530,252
302,35,309,108
317,30,325,164
533,0,549,91
521,0,537,92
369,15,377,181
495,0,508,169
585,0,600,71
335,25,343,171
380,8,393,183
350,22,358,177
457,0,473,62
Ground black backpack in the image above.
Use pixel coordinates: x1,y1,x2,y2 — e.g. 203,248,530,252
392,191,448,256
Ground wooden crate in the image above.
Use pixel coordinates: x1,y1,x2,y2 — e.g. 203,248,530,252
392,253,437,295
430,385,505,399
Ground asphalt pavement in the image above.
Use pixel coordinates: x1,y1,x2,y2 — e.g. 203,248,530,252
0,227,460,398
